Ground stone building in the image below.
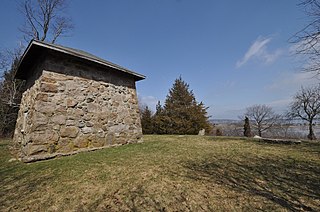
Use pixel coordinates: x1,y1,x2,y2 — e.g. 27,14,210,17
13,40,145,162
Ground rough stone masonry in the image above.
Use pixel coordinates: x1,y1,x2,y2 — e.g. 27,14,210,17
13,40,145,162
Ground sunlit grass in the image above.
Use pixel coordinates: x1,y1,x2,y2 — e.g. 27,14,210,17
0,135,319,211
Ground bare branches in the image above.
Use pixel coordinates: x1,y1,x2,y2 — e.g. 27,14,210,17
291,0,320,75
289,84,320,139
0,54,25,107
0,47,24,74
245,104,280,137
0,54,25,137
0,0,73,137
19,0,73,44
52,16,73,43
0,52,10,72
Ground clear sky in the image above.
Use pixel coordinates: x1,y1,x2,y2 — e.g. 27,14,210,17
1,0,319,119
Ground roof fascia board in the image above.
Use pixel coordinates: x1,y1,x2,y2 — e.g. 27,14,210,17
16,39,36,73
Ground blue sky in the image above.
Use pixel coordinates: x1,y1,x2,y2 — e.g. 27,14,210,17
1,0,319,119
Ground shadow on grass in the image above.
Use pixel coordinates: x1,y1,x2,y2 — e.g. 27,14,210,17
83,185,167,212
0,165,54,210
183,155,320,211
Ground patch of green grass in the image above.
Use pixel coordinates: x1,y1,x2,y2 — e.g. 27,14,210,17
1,135,319,211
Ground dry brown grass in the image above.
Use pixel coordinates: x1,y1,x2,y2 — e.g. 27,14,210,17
0,135,319,211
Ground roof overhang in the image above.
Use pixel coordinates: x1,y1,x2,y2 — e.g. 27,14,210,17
15,40,146,81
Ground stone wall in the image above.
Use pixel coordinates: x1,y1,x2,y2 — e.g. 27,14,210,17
13,53,142,162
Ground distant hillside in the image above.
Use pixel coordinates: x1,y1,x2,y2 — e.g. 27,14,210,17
210,119,240,124
211,118,320,125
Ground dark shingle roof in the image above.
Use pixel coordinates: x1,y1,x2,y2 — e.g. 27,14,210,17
15,40,146,81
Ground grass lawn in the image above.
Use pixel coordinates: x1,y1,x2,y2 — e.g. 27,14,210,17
0,135,319,211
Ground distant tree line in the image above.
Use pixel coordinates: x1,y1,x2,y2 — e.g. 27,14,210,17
140,77,211,135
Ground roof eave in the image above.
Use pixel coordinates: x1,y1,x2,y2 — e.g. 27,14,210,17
15,39,36,79
32,40,146,80
15,40,146,81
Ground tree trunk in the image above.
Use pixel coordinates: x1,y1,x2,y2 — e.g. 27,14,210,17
307,121,316,140
258,129,262,137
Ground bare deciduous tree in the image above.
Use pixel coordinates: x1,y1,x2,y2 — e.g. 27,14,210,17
0,47,25,104
0,0,74,137
19,0,73,43
0,49,25,137
291,0,320,75
245,104,280,137
289,85,320,140
0,52,9,71
0,61,25,108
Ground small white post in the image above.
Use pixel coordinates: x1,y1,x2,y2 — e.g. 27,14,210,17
21,112,28,133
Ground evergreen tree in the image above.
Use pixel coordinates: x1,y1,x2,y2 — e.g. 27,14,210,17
215,128,223,136
162,77,211,135
153,101,169,134
243,116,252,137
155,101,163,116
140,106,154,134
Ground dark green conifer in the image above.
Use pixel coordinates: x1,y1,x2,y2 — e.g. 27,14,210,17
243,116,252,137
216,128,223,136
140,106,154,134
153,101,168,134
162,77,211,135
